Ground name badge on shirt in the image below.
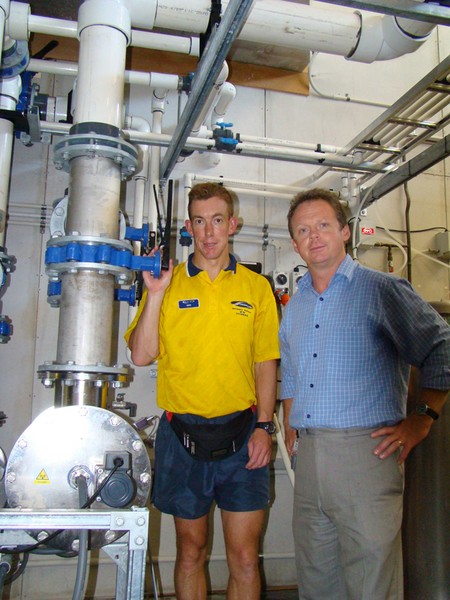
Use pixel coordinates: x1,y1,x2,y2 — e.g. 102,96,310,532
178,299,200,309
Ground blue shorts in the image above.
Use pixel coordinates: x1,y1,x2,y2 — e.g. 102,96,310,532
151,411,270,519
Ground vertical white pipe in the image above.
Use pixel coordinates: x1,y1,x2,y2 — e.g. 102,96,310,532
0,3,6,55
74,26,127,126
0,73,20,248
0,120,13,247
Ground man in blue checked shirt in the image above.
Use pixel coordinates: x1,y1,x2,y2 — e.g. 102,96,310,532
279,188,450,600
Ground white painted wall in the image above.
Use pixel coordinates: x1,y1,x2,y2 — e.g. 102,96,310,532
1,11,449,599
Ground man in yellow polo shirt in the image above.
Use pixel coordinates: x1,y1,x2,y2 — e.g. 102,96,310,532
125,182,280,600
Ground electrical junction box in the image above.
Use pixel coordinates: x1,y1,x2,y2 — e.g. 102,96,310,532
351,218,378,246
435,232,450,260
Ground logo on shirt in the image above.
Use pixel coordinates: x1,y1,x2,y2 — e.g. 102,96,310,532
178,299,200,309
231,300,253,317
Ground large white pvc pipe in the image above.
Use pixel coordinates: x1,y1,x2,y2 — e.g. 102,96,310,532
74,26,127,125
7,0,434,64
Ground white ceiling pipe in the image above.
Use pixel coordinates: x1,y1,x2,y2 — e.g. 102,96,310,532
349,11,434,62
219,132,342,155
41,120,386,173
28,58,181,91
191,62,229,136
210,81,236,128
8,2,199,55
9,0,433,65
190,173,301,195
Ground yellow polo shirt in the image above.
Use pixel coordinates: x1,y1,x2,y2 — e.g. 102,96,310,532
125,255,280,417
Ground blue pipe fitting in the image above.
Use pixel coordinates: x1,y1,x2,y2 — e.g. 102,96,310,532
45,241,162,281
0,316,11,343
125,224,149,243
115,285,137,306
213,122,238,152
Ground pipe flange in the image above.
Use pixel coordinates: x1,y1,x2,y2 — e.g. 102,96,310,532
53,133,138,180
37,363,130,389
46,261,133,286
47,234,131,252
0,39,29,78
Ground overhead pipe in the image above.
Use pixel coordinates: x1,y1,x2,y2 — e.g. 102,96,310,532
39,119,394,175
210,80,236,129
28,57,181,91
191,62,229,137
6,0,435,68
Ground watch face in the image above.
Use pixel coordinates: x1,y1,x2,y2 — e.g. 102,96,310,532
256,421,276,434
415,402,438,420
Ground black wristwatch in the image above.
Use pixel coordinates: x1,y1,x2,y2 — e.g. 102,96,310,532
255,421,277,435
415,402,439,421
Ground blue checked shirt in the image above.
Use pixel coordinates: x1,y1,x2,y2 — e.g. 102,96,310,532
279,255,450,429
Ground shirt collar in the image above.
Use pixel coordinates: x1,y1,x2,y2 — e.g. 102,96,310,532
186,253,237,277
297,254,357,292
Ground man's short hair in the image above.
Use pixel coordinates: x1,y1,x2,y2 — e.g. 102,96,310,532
188,182,234,219
287,188,347,238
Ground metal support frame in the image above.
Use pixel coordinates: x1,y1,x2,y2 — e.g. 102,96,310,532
0,507,149,600
317,0,450,26
362,133,450,207
160,0,254,181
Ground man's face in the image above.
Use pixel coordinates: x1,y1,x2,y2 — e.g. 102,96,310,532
186,196,238,263
290,199,350,270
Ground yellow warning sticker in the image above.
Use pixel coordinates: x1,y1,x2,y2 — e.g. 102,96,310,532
34,469,50,484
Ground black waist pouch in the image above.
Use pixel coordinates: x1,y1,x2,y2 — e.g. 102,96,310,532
169,408,254,461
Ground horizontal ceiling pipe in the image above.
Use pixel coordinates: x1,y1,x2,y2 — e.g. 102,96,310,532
190,173,299,196
8,3,199,55
28,58,181,90
39,120,391,173
7,0,434,65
